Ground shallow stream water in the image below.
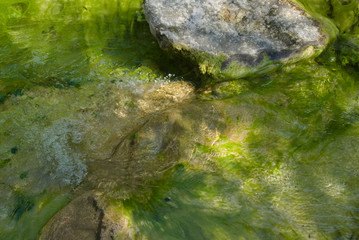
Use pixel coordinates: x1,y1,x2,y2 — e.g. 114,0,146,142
0,0,359,239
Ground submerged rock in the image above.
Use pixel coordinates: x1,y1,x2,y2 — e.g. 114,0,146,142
0,77,194,239
38,192,126,240
144,0,329,80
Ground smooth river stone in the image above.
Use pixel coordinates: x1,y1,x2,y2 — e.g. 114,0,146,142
143,0,329,80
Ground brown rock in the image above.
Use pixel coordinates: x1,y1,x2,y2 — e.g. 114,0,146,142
39,192,121,240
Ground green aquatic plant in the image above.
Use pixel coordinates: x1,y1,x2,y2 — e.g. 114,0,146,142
119,54,359,238
0,0,194,99
11,191,34,221
0,190,70,240
0,159,11,169
0,0,359,239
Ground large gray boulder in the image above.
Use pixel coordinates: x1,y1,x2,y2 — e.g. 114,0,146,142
144,0,329,80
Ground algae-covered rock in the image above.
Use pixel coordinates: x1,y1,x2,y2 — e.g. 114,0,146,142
4,58,359,240
144,0,329,80
0,78,194,240
114,61,359,240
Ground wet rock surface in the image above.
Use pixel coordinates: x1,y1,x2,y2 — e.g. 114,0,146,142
39,192,122,240
144,0,328,79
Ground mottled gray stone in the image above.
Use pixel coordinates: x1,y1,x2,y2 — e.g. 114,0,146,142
144,0,328,79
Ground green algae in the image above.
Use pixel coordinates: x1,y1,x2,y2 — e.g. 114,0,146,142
336,35,359,67
118,56,359,239
0,159,11,169
11,191,34,221
0,192,70,240
126,164,303,239
0,0,192,98
173,38,327,85
0,76,194,239
294,0,359,33
0,0,359,239
114,16,359,237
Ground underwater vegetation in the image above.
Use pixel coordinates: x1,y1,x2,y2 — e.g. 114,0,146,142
0,0,194,97
0,0,359,239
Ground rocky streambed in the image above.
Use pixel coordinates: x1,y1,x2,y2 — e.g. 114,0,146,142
0,0,359,239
